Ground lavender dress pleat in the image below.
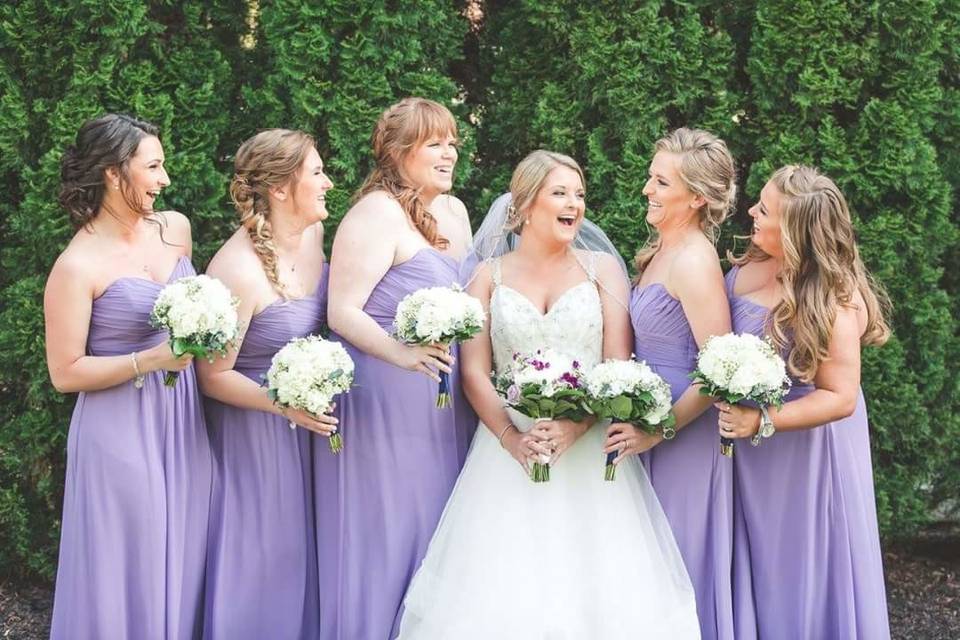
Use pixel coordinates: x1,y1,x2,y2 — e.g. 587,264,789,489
50,255,212,640
315,248,476,640
202,272,328,640
725,266,890,640
632,283,734,640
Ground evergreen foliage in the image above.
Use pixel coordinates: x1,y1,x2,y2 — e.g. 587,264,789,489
0,0,956,582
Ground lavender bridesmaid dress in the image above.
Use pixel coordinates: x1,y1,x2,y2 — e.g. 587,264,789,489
726,265,890,639
632,283,734,640
315,247,476,640
202,271,328,639
50,255,212,640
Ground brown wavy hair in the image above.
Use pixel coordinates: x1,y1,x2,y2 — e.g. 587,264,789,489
731,165,891,382
58,113,160,228
634,127,737,276
230,129,315,298
355,97,458,249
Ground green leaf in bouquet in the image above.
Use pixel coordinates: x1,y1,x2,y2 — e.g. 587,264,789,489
610,395,634,419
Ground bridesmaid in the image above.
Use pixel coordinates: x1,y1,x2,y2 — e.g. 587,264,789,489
606,127,737,640
720,165,891,639
197,129,336,639
45,113,212,639
316,97,475,640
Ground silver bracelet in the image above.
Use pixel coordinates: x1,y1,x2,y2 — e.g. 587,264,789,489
130,352,145,389
497,423,513,447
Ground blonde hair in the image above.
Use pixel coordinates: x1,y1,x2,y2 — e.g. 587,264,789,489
505,150,585,232
634,128,737,275
731,165,891,381
356,97,458,248
229,129,315,298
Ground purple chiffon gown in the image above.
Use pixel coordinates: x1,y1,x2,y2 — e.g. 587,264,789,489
202,271,328,639
50,255,212,640
726,265,890,640
315,247,476,640
632,283,734,640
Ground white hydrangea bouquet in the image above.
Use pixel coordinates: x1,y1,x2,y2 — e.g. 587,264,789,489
150,275,240,386
690,333,791,457
494,349,591,483
265,335,355,453
583,358,676,481
394,284,485,408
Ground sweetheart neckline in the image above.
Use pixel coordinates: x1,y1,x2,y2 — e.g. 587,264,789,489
494,281,596,318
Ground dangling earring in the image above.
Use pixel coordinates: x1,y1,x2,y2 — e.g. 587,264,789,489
114,182,120,190
524,218,531,225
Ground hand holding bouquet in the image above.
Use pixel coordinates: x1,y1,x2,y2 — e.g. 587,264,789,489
150,275,240,386
690,333,791,457
583,358,676,480
494,349,590,482
394,284,485,407
265,335,355,453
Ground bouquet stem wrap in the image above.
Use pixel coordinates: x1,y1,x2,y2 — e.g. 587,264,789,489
437,369,451,408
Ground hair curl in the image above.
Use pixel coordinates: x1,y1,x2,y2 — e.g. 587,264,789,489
58,113,160,228
230,129,315,298
355,97,458,248
731,165,891,381
634,128,737,276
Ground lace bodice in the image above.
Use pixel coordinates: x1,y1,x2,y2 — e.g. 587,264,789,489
488,257,604,376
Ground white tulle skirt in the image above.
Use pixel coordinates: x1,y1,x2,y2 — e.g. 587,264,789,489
396,420,701,639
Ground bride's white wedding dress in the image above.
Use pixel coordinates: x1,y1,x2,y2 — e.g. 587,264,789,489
397,258,700,639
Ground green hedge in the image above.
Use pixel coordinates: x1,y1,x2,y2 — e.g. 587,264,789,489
0,0,956,582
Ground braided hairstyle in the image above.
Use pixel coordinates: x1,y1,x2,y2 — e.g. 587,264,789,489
355,97,458,248
58,113,160,228
229,129,315,298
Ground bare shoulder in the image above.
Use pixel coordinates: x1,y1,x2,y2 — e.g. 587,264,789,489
672,236,722,274
442,194,469,220
465,259,494,300
47,242,95,293
205,229,262,293
155,210,191,244
345,190,406,227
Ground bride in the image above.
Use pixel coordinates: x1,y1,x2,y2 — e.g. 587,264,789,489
396,150,700,639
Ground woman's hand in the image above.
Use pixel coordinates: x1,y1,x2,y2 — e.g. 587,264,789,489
603,422,662,464
393,342,454,382
140,341,194,374
715,402,760,439
501,427,554,473
531,418,589,464
283,404,339,437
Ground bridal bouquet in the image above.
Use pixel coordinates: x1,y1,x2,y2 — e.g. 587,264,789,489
494,349,590,482
690,333,791,457
394,284,485,408
583,358,676,481
265,335,355,453
150,275,240,386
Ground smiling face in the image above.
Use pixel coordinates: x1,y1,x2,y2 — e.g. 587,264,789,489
642,150,704,229
113,135,169,213
290,146,334,222
748,180,784,258
522,166,586,246
401,132,458,201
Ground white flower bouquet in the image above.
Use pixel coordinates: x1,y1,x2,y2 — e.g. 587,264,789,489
265,335,355,453
583,358,676,480
690,333,791,457
494,349,590,482
394,284,485,408
150,275,240,386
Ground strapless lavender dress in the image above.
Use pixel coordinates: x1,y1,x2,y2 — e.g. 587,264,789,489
726,265,890,639
315,248,476,640
50,255,212,640
202,272,328,640
631,282,734,640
